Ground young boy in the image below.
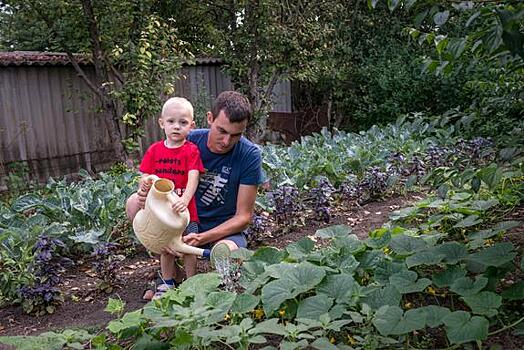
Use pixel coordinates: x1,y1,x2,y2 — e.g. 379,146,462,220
136,97,204,299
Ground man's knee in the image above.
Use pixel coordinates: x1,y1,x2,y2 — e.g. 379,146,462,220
217,239,239,251
126,193,140,221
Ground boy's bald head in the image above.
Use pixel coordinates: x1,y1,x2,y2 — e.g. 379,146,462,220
162,97,194,120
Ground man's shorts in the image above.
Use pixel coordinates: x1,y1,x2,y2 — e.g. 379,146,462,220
184,221,199,235
195,223,248,249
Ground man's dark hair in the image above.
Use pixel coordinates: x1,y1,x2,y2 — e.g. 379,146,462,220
211,91,252,123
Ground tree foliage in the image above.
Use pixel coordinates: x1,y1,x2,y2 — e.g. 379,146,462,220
0,0,191,158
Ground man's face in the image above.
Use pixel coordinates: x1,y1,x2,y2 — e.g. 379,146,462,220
207,110,247,154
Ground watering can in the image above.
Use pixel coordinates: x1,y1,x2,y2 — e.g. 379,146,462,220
132,175,213,258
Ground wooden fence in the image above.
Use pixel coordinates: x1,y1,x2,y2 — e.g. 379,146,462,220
0,52,292,189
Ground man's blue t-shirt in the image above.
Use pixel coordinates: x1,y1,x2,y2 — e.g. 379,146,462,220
188,129,263,233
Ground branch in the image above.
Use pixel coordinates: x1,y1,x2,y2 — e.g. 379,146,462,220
64,51,108,101
109,63,125,85
259,67,282,112
21,2,106,100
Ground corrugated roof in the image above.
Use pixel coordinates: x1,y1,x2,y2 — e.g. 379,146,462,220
0,51,223,66
0,51,91,66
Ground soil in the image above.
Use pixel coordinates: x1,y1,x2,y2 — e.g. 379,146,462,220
0,192,522,349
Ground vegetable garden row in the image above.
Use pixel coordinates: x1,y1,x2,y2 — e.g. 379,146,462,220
1,116,523,349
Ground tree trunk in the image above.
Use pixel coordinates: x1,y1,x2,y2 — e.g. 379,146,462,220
80,0,127,162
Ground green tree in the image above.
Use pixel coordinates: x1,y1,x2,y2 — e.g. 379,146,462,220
0,0,191,159
386,0,524,145
169,0,344,138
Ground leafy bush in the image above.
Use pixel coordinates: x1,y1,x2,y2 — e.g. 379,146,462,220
88,184,522,349
18,235,71,315
0,170,138,306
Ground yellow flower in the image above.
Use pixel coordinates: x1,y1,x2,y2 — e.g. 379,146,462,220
253,308,265,320
330,337,336,344
224,313,231,321
484,239,495,247
404,302,413,309
278,309,286,317
347,335,357,345
426,286,437,296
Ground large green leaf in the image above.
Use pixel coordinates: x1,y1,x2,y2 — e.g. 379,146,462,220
296,295,334,320
450,277,488,297
389,270,432,294
286,238,315,260
179,273,221,297
310,337,338,350
453,215,482,228
68,229,104,245
462,291,502,317
435,242,468,264
134,333,170,350
317,273,358,302
372,306,426,336
443,311,489,344
389,235,426,255
334,253,360,274
252,247,288,265
249,318,287,336
231,294,260,314
315,225,351,239
466,243,516,267
374,261,407,284
11,194,42,212
261,262,326,315
501,281,524,301
362,285,401,310
418,305,451,328
405,249,445,268
333,235,366,254
0,330,92,350
365,231,392,249
468,199,499,211
432,266,467,288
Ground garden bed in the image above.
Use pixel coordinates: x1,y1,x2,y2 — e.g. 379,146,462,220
0,194,419,337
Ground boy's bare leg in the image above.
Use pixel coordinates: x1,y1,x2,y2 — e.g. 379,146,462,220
184,254,197,278
160,253,176,282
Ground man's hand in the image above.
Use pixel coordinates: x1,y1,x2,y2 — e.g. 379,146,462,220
137,177,154,209
183,233,209,247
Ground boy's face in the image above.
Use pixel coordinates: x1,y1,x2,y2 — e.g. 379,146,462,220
158,107,195,147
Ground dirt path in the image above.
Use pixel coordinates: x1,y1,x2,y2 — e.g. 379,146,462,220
0,194,420,336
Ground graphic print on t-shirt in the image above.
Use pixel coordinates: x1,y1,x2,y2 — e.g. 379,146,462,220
153,158,185,178
198,168,231,206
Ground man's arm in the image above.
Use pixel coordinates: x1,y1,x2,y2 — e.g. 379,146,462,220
183,184,257,246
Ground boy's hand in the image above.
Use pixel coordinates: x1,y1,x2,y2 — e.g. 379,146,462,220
170,196,189,213
160,245,183,257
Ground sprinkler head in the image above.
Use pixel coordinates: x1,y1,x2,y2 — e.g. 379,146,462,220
210,242,231,269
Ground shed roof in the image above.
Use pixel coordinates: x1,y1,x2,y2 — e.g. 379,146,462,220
0,51,91,66
0,51,222,66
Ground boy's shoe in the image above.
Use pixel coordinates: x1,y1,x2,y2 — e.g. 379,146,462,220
210,242,231,269
152,283,174,300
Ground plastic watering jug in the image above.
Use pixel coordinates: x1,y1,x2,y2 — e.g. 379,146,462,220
132,175,209,256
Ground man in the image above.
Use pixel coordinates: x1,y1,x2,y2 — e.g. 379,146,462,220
127,90,262,295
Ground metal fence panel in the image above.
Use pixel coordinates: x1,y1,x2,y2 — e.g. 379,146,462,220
0,62,291,188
